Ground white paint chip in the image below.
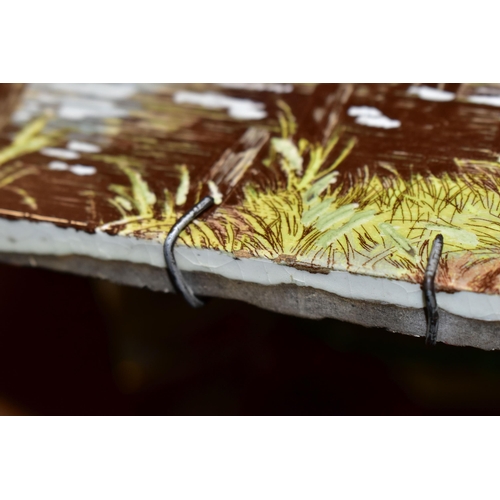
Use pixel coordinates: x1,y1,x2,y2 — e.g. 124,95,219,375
67,141,101,153
208,181,223,204
348,106,381,118
41,148,80,160
173,91,267,120
356,115,401,129
407,85,455,102
48,83,138,100
219,83,293,93
407,85,500,108
466,95,500,107
48,161,96,176
48,161,69,171
347,106,401,129
58,98,128,121
69,165,97,176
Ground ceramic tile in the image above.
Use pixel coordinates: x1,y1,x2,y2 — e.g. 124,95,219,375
1,83,500,300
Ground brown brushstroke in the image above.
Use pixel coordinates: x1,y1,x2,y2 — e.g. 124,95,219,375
206,127,270,197
0,84,25,133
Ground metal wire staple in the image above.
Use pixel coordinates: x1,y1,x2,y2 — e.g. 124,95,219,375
163,196,215,308
423,234,443,346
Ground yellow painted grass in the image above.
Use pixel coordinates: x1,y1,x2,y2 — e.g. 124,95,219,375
100,137,500,291
99,108,500,292
225,166,500,285
0,113,64,209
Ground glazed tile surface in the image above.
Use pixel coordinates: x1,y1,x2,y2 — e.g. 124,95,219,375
1,83,500,295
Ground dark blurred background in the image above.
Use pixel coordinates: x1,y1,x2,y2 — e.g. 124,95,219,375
0,261,499,415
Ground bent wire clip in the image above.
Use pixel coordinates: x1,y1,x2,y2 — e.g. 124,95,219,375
423,234,443,347
163,196,215,308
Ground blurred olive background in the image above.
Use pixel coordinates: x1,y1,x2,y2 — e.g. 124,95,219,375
0,261,499,415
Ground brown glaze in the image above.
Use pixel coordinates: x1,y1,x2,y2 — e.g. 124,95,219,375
0,84,25,133
0,83,316,231
288,83,500,179
231,82,500,197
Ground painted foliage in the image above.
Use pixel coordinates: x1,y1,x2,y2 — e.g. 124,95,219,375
1,83,500,294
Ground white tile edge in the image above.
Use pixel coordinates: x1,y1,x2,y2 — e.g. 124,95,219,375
0,217,499,322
